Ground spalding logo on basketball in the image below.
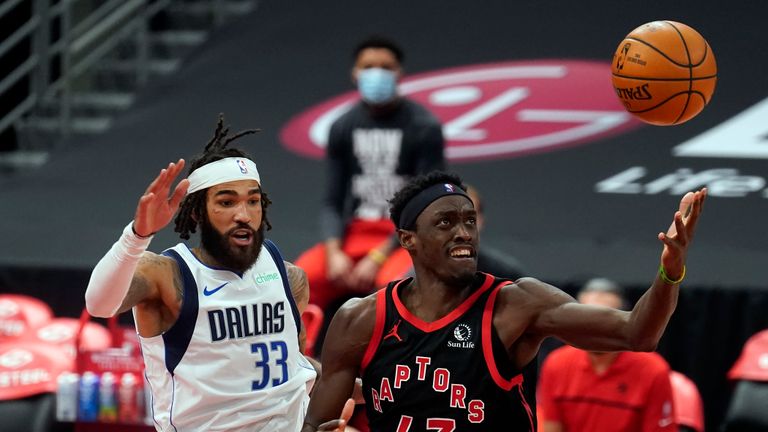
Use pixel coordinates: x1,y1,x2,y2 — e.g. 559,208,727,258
280,60,642,162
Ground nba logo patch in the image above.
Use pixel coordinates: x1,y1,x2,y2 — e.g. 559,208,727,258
237,159,248,174
444,183,455,192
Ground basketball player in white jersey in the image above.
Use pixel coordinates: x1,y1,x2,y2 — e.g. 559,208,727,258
85,116,333,431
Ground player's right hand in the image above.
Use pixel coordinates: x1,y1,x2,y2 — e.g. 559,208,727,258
133,159,189,237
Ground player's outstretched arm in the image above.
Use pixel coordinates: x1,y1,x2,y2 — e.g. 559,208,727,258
523,188,707,352
302,296,375,432
626,187,706,349
85,160,189,318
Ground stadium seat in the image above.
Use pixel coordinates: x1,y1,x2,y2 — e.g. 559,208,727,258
669,371,704,432
722,329,768,432
0,294,54,340
302,304,324,358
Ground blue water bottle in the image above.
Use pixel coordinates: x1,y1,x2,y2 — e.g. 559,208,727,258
77,371,100,421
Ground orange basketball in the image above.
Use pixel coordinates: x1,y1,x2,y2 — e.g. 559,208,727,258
611,20,717,126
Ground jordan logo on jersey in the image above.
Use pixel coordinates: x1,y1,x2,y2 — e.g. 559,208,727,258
383,319,403,342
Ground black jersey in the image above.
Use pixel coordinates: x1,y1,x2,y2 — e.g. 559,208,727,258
361,273,534,431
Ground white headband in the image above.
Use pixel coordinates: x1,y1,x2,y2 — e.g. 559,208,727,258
187,157,261,194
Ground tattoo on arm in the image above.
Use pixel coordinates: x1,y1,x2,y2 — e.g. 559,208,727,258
285,261,310,353
285,261,309,310
172,263,183,303
120,274,151,313
119,254,172,313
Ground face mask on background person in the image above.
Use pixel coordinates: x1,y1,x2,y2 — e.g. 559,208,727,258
357,68,398,105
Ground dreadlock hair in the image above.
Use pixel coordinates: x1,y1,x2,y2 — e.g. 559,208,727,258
174,114,271,240
389,171,466,231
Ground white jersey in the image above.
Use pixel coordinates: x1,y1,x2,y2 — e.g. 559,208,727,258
138,240,316,431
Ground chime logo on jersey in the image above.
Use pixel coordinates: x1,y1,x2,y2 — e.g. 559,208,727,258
280,60,642,162
448,323,475,349
208,301,285,342
255,272,280,285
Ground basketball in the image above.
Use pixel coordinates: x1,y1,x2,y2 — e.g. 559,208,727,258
611,20,717,126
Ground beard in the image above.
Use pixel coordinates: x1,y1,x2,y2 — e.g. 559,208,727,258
199,215,265,274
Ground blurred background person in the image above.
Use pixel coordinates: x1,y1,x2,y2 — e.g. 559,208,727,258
537,277,676,432
295,34,445,339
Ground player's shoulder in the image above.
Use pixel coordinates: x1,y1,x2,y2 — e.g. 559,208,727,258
138,250,179,274
496,276,562,304
325,293,379,354
336,292,378,325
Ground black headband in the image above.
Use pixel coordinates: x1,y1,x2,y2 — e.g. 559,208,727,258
398,183,470,230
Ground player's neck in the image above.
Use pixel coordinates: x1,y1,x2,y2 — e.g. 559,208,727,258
402,275,475,322
193,247,226,271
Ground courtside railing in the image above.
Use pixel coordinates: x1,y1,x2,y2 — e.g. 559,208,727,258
0,0,251,157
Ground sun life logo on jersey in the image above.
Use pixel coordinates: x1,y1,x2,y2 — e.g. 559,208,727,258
448,323,475,349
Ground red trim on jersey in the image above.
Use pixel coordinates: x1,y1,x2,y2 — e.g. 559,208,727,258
392,273,495,332
481,282,523,390
518,383,535,431
361,282,396,374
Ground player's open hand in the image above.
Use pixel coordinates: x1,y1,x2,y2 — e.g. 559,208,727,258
658,187,707,279
133,159,189,237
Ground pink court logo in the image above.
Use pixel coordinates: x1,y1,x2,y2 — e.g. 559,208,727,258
280,60,642,162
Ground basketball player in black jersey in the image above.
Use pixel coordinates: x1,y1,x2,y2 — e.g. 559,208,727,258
302,171,706,432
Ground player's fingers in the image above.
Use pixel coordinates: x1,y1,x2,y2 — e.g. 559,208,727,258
340,398,355,423
316,419,345,431
679,191,695,218
168,179,190,210
144,168,167,195
683,195,703,236
156,159,185,193
665,211,682,238
134,193,155,231
673,211,687,243
166,159,186,184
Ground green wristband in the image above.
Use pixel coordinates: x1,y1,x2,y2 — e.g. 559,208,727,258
659,264,686,285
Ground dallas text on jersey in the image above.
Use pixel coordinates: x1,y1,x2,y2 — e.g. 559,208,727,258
207,301,286,342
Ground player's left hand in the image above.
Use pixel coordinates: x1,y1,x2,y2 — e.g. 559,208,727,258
658,188,707,279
